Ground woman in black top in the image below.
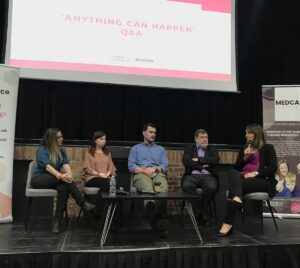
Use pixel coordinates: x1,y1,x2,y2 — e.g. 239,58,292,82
218,124,277,236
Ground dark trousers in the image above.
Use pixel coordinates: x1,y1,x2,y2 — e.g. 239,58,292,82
224,169,270,224
181,174,218,215
85,177,110,213
85,177,123,224
31,173,85,217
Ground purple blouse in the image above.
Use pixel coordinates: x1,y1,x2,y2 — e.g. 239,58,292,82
241,151,260,175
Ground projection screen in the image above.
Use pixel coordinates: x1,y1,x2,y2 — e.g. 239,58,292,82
5,0,238,92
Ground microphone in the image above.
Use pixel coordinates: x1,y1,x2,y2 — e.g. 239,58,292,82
137,189,156,195
246,140,253,148
245,140,252,158
116,189,130,195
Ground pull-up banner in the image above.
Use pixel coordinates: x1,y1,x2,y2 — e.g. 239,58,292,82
263,85,300,218
0,65,20,223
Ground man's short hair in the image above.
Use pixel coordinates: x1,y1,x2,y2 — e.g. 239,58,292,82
143,122,157,131
194,129,208,138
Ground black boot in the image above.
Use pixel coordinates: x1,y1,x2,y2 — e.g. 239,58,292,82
82,201,95,211
52,217,61,234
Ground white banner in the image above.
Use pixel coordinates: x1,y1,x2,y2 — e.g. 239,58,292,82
0,64,20,223
263,85,300,218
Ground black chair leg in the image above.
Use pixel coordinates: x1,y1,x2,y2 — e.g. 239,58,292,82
24,197,33,232
266,200,278,231
242,200,245,224
77,208,83,223
259,201,264,234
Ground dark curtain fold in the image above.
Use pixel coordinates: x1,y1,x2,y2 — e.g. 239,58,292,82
15,80,249,144
1,0,300,144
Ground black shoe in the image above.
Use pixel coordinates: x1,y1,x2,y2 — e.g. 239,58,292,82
82,201,96,211
52,217,61,234
232,199,243,208
217,227,233,237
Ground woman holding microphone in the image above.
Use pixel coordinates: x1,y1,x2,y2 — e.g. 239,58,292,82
218,124,277,236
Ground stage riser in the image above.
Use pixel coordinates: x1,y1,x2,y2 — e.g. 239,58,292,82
1,245,300,268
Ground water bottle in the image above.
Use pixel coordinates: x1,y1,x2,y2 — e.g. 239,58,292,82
109,176,116,196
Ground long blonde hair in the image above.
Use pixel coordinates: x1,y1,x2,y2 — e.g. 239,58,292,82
41,128,62,165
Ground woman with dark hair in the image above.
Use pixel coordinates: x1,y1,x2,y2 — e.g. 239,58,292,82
218,123,278,236
31,128,95,234
81,131,116,214
82,131,116,187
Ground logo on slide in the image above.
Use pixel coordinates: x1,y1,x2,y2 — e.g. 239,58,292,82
0,112,6,119
0,89,10,95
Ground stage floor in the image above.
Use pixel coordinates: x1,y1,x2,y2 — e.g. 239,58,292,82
0,215,300,253
1,215,300,268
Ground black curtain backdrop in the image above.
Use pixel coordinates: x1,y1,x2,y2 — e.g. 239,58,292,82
1,0,300,144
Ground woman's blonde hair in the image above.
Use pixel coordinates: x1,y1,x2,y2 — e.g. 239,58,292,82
41,128,62,165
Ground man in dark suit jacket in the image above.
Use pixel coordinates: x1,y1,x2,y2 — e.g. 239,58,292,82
181,129,220,226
